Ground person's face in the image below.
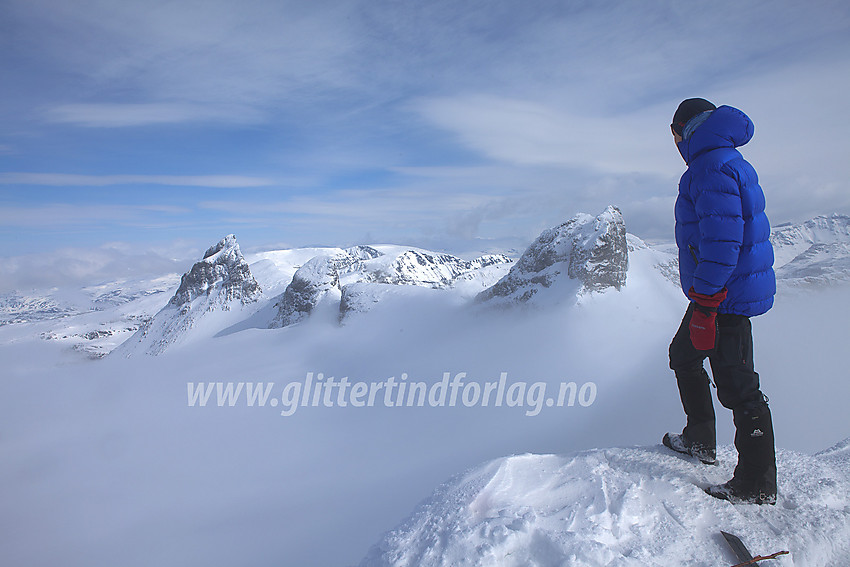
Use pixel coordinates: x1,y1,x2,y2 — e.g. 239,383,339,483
671,125,683,145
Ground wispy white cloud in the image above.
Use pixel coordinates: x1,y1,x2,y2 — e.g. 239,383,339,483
0,203,189,228
46,102,264,127
0,242,194,292
414,94,680,176
1,0,849,259
0,173,277,188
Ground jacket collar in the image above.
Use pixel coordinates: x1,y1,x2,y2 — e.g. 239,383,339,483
677,105,754,164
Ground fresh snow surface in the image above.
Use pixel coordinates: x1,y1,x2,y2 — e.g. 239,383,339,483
361,444,850,566
247,247,348,294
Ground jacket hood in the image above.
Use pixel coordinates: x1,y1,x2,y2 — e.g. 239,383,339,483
676,105,754,164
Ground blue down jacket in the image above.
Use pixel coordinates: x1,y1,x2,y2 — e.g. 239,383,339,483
675,105,775,316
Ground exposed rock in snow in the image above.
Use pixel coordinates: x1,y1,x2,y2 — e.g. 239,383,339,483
771,214,850,287
269,246,513,327
170,234,261,307
775,242,850,287
771,214,850,267
367,250,509,289
346,245,384,262
114,235,261,356
361,443,850,567
476,206,628,306
269,254,344,328
0,293,79,325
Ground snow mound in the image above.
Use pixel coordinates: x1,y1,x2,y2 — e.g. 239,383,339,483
361,444,850,566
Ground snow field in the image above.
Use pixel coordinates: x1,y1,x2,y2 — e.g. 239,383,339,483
361,444,850,566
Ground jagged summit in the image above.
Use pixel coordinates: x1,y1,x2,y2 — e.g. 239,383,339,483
361,443,850,566
170,234,261,307
476,206,628,306
114,234,262,356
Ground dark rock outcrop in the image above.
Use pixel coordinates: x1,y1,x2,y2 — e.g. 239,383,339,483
477,206,628,306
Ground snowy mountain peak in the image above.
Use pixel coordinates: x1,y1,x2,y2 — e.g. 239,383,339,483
170,234,261,308
203,233,238,260
269,253,343,328
114,235,262,356
344,245,384,261
269,246,513,327
476,206,628,306
771,214,850,265
771,213,850,286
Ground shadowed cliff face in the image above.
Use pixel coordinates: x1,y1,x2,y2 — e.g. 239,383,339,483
118,234,262,356
170,234,261,308
477,206,628,306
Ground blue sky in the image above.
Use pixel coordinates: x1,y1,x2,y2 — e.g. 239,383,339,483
2,0,849,289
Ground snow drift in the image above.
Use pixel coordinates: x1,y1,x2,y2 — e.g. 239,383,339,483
361,441,850,566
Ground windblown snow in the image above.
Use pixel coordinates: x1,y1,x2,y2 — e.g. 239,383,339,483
361,443,850,566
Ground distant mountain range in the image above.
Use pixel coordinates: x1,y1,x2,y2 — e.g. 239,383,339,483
3,211,849,357
770,213,850,287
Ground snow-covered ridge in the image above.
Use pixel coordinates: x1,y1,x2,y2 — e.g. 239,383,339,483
771,214,850,267
269,246,514,327
770,214,850,287
114,235,262,356
0,275,178,327
361,442,850,566
6,211,850,356
476,205,629,306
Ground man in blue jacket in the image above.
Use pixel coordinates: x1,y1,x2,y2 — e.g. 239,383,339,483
662,98,777,505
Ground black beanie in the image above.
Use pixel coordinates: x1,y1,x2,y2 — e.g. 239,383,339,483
672,98,716,136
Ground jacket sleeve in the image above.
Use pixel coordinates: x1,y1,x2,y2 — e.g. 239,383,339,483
691,167,744,295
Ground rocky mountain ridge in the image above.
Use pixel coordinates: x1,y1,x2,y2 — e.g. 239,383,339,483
6,211,850,357
770,214,850,287
270,246,513,327
114,234,262,356
476,205,629,306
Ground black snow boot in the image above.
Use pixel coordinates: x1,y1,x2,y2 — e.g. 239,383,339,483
705,476,776,505
706,400,777,505
662,432,717,465
674,367,717,454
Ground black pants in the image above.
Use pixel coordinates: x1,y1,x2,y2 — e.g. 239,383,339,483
669,304,776,488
